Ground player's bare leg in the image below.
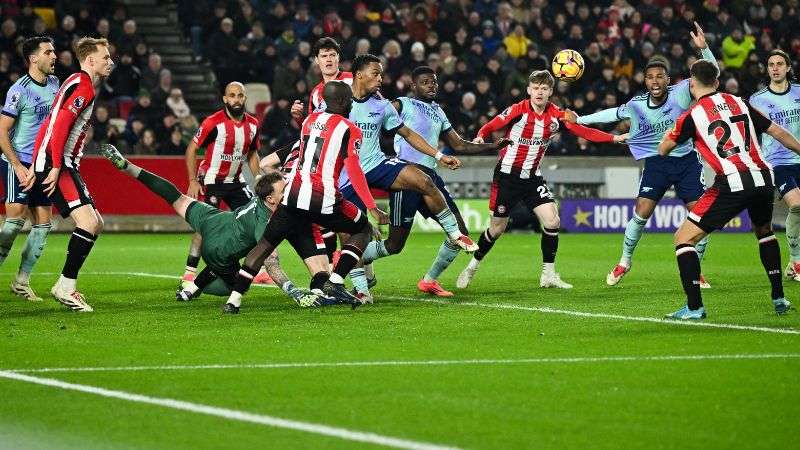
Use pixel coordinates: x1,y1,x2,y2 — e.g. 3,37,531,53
262,250,329,307
782,187,800,281
458,216,508,289
183,233,202,282
50,204,102,312
390,165,477,252
533,202,572,289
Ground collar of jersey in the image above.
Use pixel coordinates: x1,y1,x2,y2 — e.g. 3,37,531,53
767,83,791,96
646,91,669,109
25,73,48,87
352,94,372,103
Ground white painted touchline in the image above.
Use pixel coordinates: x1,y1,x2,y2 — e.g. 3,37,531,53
383,296,800,335
7,354,800,374
0,370,460,450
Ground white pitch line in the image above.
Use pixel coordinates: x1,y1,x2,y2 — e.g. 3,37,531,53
0,370,460,450
6,271,796,334
383,296,800,335
7,354,800,374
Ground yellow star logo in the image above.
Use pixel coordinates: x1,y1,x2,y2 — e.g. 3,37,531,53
573,207,593,227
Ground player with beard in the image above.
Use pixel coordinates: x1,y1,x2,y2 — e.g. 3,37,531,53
566,22,717,287
181,82,264,283
0,36,58,302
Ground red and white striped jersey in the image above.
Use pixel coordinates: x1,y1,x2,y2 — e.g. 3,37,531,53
283,112,366,214
275,140,301,178
194,110,260,185
308,71,353,114
32,71,95,172
667,92,774,192
477,101,615,179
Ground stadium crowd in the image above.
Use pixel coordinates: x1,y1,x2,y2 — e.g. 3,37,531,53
2,1,800,156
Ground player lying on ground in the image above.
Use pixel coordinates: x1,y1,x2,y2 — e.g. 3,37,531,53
659,60,799,319
23,37,114,313
340,54,478,302
0,36,58,302
458,70,628,290
566,22,716,287
359,66,511,297
182,82,271,285
100,144,334,311
748,49,800,282
225,80,390,310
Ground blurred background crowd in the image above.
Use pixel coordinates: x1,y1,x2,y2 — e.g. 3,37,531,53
2,1,799,157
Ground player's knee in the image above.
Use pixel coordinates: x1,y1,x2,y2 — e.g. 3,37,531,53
542,214,560,230
489,222,507,237
753,223,773,239
384,235,406,255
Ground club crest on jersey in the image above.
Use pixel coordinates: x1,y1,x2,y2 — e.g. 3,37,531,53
548,121,559,133
499,107,512,118
497,205,507,214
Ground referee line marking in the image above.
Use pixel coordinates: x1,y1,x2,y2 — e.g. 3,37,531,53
0,370,460,450
7,354,800,374
4,271,796,334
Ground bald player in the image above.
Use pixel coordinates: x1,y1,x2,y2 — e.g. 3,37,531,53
181,82,263,282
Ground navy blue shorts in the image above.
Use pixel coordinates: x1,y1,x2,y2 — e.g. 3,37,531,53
341,157,407,210
389,166,458,229
638,153,705,203
0,159,51,207
772,164,800,198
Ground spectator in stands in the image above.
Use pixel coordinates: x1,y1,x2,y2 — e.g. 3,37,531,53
206,17,238,87
158,126,185,155
54,15,78,52
110,5,128,40
382,39,404,77
235,0,259,38
452,91,478,137
154,111,180,143
129,91,163,130
354,38,370,57
724,77,740,95
96,18,112,41
141,53,163,92
722,27,756,70
0,51,18,93
274,24,297,60
474,75,496,114
123,118,145,147
150,69,173,108
525,44,548,72
481,21,501,56
91,105,122,147
247,22,269,55
271,54,302,101
166,88,191,119
292,3,314,41
75,5,96,36
54,49,77,81
0,19,19,54
118,20,144,56
107,52,141,99
406,5,430,42
261,97,298,148
15,1,38,35
503,24,531,59
265,2,290,38
133,128,157,155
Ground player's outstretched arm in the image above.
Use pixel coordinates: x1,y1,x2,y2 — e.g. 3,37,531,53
571,107,622,126
397,125,461,169
259,152,281,174
766,122,800,155
443,129,512,154
563,121,624,144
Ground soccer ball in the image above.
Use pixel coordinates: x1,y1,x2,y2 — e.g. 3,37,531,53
551,49,585,82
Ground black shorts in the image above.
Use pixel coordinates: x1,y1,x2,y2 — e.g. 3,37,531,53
489,170,554,217
263,201,368,250
688,183,774,233
203,182,253,210
37,168,94,218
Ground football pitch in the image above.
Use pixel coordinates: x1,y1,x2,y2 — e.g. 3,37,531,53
1,231,798,449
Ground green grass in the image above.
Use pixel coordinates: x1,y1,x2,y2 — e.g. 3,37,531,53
1,232,798,449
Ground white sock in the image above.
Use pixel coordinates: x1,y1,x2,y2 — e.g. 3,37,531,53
363,263,374,280
15,271,30,284
185,282,200,295
467,257,480,271
227,292,242,307
618,256,631,268
329,273,344,284
58,275,77,291
542,263,555,276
